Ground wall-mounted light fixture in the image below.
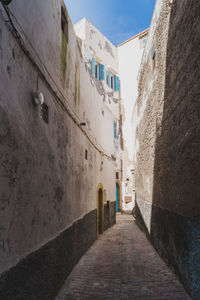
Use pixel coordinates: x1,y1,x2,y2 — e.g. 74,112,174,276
34,91,44,105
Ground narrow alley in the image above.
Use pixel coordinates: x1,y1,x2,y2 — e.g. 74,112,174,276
56,214,190,300
0,0,200,298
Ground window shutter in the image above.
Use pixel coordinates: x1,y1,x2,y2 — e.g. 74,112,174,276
91,58,96,77
114,121,117,139
114,75,120,92
99,64,105,81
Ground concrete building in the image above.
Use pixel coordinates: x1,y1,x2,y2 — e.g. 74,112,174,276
1,0,198,298
74,18,123,213
118,29,149,212
133,0,200,299
0,0,120,298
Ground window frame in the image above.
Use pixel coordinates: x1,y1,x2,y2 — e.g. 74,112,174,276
95,63,99,79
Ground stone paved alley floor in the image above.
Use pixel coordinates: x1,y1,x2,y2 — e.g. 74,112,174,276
56,214,190,300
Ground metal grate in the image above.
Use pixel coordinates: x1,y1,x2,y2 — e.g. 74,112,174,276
41,103,49,124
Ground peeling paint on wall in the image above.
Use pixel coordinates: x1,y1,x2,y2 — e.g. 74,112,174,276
90,29,95,39
98,41,102,50
89,46,95,54
93,77,105,96
0,2,117,296
104,41,114,58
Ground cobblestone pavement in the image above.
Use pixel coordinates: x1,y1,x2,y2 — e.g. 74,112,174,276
56,214,190,300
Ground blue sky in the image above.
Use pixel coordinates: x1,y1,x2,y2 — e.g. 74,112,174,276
64,0,156,46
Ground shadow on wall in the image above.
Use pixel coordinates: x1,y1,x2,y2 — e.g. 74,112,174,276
136,1,200,299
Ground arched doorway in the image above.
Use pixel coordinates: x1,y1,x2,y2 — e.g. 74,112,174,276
116,183,119,212
97,184,104,235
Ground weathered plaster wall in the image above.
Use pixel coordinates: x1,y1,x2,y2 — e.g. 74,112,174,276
151,0,200,298
75,18,120,121
75,18,122,209
118,32,148,212
134,0,171,229
0,0,117,297
75,18,118,73
134,0,200,298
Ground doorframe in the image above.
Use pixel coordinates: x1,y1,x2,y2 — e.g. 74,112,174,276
116,180,122,212
97,183,104,236
116,182,119,212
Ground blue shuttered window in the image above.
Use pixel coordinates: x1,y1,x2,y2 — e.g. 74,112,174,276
114,121,118,139
91,58,96,77
99,64,105,81
114,75,120,92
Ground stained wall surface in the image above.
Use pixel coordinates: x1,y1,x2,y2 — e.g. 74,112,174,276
75,18,122,209
0,0,117,298
134,0,200,298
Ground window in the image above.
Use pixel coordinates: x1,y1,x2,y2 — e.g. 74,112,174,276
106,71,120,91
99,64,105,80
91,59,105,80
116,172,119,180
113,121,118,139
61,7,68,43
111,75,114,89
114,75,120,92
91,58,96,77
95,63,99,79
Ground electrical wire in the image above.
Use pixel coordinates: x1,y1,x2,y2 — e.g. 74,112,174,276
0,3,114,161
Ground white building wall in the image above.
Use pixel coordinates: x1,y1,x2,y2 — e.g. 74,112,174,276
75,18,118,73
75,17,122,208
0,0,117,276
118,31,149,212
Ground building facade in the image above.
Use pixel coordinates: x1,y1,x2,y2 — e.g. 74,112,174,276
133,0,200,298
74,18,123,213
0,0,120,298
118,30,149,212
1,0,198,298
